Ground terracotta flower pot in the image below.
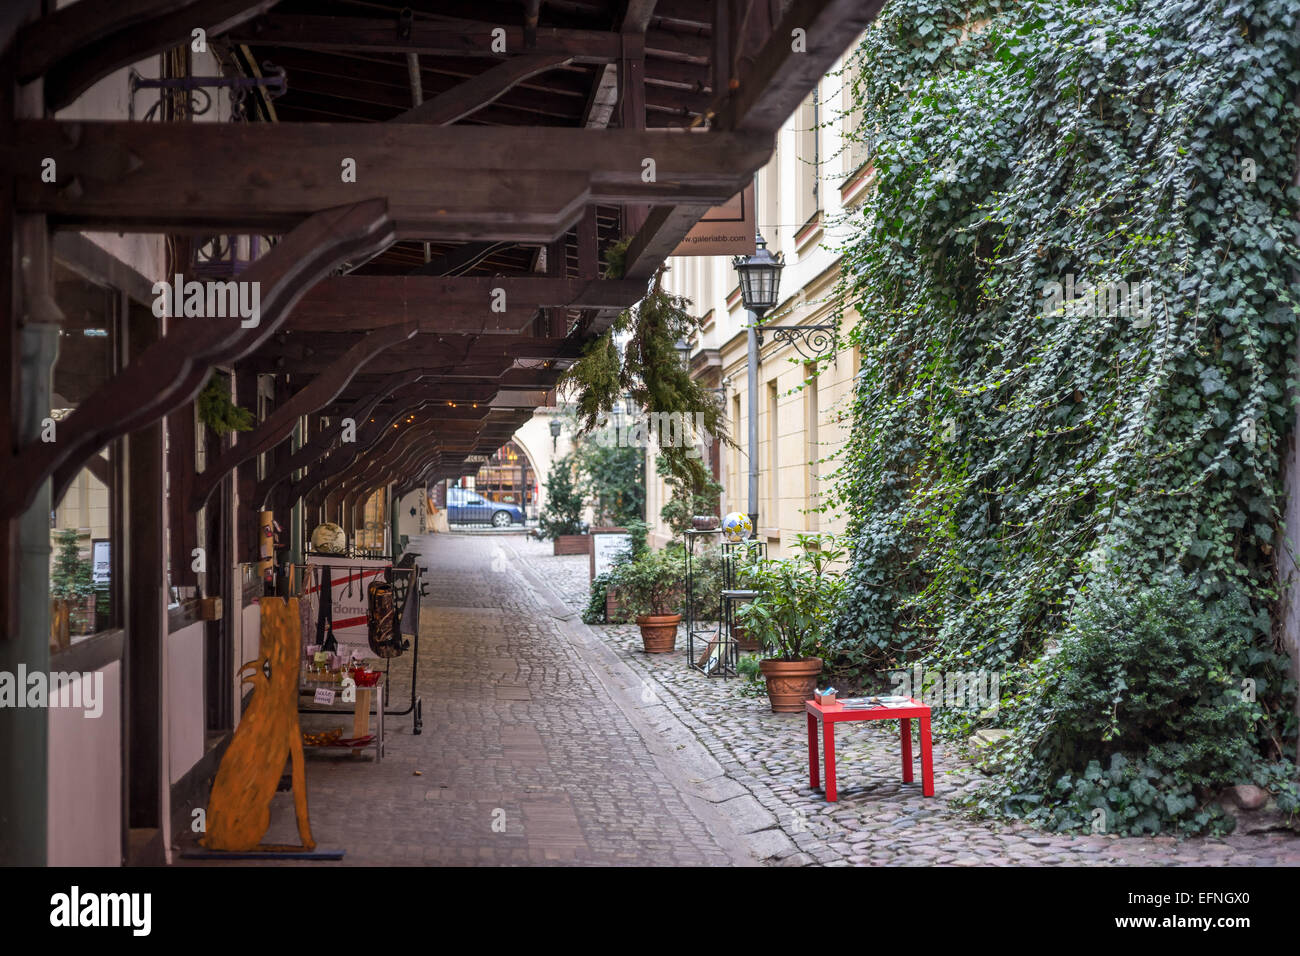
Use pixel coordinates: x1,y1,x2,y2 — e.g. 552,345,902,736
636,613,680,654
731,622,761,652
758,657,823,713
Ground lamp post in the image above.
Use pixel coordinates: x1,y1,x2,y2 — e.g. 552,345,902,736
549,417,562,451
674,337,692,368
732,232,784,535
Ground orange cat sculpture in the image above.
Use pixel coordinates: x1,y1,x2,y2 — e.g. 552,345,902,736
201,596,314,851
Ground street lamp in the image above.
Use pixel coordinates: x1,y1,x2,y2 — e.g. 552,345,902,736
674,337,692,368
732,232,784,535
733,232,785,318
549,417,562,451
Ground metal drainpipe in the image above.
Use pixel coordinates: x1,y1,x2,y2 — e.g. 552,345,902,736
747,312,760,534
3,295,62,866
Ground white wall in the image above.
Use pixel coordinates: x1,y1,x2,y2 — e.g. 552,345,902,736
503,409,573,515
167,622,206,785
397,490,425,541
47,661,122,866
238,601,261,722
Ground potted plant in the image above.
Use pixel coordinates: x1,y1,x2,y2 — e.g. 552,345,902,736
608,545,685,653
538,455,589,555
51,528,95,637
734,535,845,712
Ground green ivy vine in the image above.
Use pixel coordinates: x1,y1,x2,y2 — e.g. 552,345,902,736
827,0,1300,833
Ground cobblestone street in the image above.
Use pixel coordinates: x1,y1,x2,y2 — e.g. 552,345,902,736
509,537,1300,867
213,532,1300,867
254,532,755,865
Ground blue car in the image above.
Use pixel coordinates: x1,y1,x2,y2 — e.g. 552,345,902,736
446,487,525,527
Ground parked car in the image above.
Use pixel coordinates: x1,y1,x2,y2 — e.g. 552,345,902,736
446,488,525,527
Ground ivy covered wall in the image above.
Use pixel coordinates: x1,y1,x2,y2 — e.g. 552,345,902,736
830,0,1300,833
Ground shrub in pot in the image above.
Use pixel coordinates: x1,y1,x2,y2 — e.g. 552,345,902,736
734,535,845,712
538,455,589,554
609,545,685,653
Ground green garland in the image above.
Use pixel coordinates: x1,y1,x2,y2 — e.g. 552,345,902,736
559,276,727,489
828,0,1300,833
197,374,255,435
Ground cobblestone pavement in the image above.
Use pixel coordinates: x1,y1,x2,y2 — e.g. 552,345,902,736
512,537,1300,867
198,532,755,865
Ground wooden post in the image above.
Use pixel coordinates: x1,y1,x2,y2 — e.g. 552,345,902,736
620,32,648,236
124,300,167,855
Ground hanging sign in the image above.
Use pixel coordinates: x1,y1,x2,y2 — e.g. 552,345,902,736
671,184,755,257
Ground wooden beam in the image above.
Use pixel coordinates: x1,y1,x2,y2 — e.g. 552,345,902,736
10,122,767,237
232,15,622,62
255,369,425,510
713,0,886,135
22,0,279,111
391,53,572,125
190,325,416,512
621,0,661,34
281,276,647,333
621,202,713,280
14,199,397,520
253,335,584,374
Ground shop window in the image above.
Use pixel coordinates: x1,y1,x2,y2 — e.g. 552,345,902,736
49,263,122,642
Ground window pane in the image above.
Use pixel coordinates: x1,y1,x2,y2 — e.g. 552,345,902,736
50,263,120,642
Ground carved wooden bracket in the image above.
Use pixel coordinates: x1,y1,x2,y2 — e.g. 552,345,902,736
254,369,424,511
5,199,397,519
190,324,417,513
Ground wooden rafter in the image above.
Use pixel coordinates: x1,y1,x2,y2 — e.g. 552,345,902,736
391,53,573,125
714,0,887,135
20,0,280,110
14,199,397,519
281,276,645,333
232,14,621,62
11,121,769,238
189,324,416,512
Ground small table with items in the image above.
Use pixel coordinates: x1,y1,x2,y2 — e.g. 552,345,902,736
805,696,934,801
299,673,385,763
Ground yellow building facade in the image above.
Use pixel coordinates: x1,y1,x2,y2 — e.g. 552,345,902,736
645,39,870,557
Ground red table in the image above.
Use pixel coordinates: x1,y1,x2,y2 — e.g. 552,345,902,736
805,698,934,801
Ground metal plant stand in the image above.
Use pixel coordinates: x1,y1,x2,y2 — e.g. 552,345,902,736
684,531,765,678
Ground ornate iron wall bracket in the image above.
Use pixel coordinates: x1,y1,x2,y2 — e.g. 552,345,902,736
757,324,837,361
129,63,286,121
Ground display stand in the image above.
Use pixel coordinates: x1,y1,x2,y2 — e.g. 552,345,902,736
299,675,385,762
295,555,424,735
684,533,766,678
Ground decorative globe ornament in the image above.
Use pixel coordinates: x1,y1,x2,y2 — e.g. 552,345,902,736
310,522,347,555
721,512,753,544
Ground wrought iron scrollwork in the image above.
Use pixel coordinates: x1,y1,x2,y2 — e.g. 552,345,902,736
129,62,287,122
759,324,838,361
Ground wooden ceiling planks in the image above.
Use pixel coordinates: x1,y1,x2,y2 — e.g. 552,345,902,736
5,0,883,509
